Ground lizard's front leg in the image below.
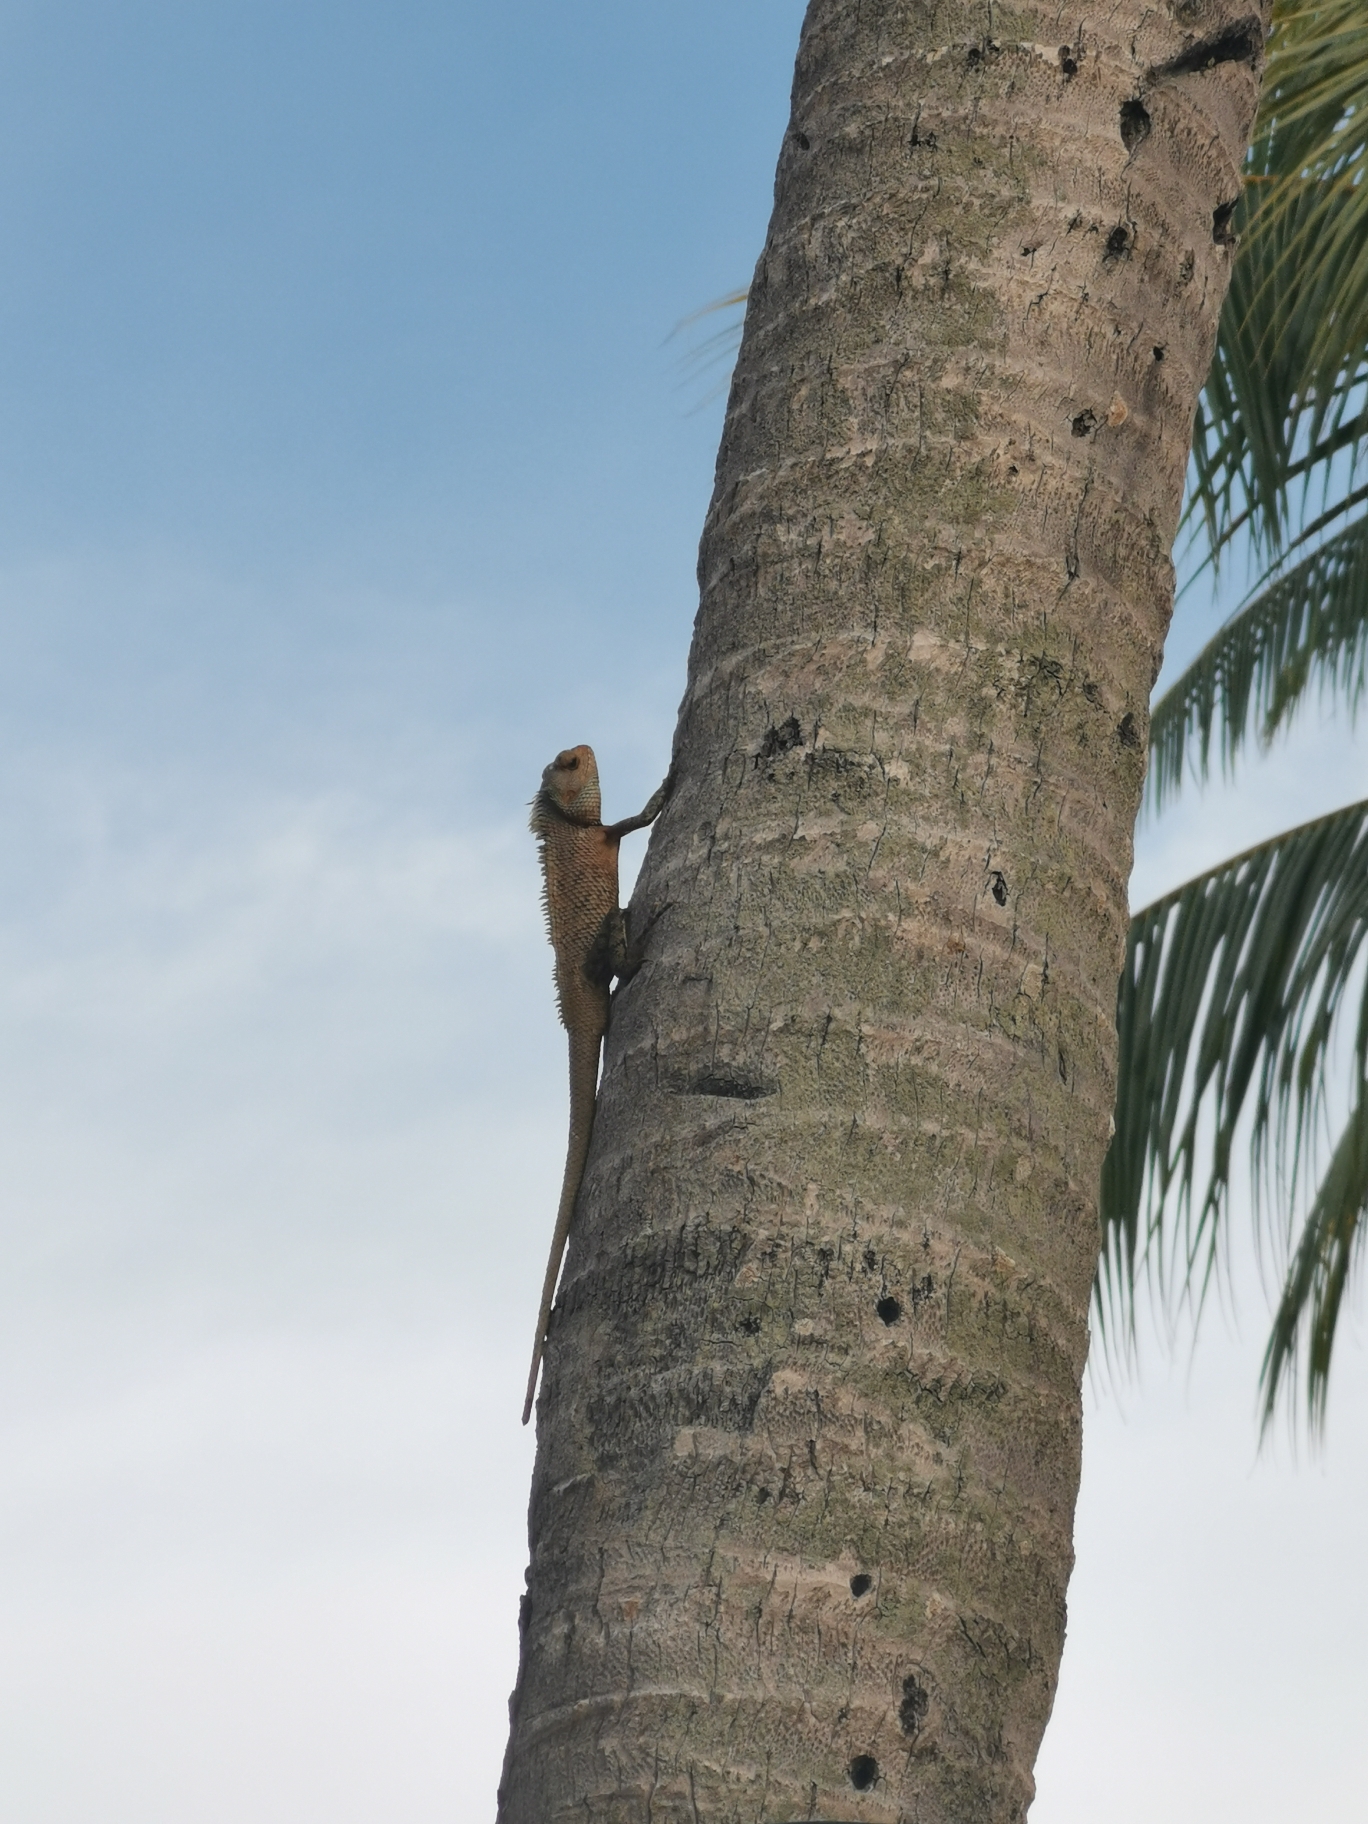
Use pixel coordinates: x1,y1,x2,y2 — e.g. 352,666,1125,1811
602,764,676,842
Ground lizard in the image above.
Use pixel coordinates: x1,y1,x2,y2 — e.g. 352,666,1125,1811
523,744,672,1425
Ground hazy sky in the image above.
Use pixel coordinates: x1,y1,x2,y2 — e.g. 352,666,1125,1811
1,5,1365,1820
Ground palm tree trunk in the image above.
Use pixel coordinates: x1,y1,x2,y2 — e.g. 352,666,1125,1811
499,4,1265,1818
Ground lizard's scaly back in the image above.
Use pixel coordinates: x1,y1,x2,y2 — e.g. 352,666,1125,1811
530,745,615,1032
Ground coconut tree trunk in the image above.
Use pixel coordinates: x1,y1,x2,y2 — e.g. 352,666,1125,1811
499,4,1264,1819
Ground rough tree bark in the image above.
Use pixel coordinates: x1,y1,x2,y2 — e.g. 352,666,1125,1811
500,4,1265,1819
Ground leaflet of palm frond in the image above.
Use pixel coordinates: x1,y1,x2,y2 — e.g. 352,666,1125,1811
1188,0,1368,561
1190,182,1366,565
1099,800,1368,1374
1146,513,1368,809
1250,0,1368,386
669,288,749,338
671,287,748,370
1259,1090,1368,1432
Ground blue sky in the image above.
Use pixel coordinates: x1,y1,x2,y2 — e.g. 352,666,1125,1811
1,4,1365,1820
0,0,800,797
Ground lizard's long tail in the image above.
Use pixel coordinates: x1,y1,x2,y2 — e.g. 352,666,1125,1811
523,1023,603,1424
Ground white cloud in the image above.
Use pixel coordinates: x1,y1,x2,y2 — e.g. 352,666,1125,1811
0,756,554,1821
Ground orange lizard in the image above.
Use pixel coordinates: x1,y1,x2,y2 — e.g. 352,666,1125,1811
523,745,672,1424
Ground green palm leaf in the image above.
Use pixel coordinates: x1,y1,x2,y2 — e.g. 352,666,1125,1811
1262,1092,1368,1427
1189,0,1368,565
1101,796,1368,1426
1147,513,1368,808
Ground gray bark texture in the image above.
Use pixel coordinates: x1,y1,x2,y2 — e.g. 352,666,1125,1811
499,4,1265,1818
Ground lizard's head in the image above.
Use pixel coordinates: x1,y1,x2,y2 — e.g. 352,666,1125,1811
541,745,602,823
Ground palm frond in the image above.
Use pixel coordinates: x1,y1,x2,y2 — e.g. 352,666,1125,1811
1147,513,1368,808
1189,0,1368,562
1100,797,1368,1423
670,288,748,408
1260,1091,1368,1429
